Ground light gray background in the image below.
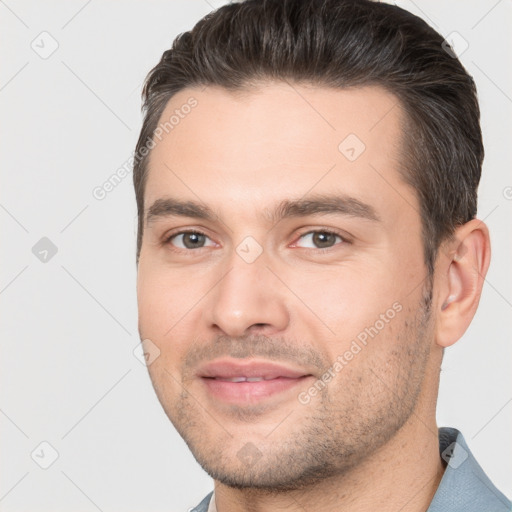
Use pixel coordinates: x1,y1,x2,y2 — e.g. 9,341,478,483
1,1,510,511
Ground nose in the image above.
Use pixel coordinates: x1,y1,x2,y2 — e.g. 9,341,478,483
205,250,290,337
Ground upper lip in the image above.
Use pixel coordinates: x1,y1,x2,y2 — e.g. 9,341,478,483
197,358,312,380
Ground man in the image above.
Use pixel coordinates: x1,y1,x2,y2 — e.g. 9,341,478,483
133,0,511,510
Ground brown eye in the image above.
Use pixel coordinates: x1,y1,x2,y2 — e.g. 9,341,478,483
169,232,213,249
295,231,344,249
312,232,338,248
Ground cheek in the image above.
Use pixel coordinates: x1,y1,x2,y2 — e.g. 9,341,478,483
136,262,213,374
137,268,190,391
137,261,198,332
290,264,401,341
137,268,168,338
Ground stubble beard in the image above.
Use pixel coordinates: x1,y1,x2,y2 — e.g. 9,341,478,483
153,282,434,492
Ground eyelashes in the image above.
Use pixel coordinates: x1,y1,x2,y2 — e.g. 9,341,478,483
164,228,351,253
292,230,348,250
166,230,216,250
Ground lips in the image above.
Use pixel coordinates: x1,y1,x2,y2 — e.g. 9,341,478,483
198,359,311,380
197,359,314,404
215,376,275,382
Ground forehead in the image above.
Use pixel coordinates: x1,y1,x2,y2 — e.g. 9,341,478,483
144,82,414,223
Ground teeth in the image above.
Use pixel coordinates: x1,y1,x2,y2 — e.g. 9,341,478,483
217,376,266,382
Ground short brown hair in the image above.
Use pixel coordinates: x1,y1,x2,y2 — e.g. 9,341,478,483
133,0,483,274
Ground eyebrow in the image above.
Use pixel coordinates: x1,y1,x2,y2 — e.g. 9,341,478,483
146,198,216,225
145,193,380,226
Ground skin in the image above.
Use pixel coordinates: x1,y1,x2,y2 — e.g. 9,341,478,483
136,83,491,512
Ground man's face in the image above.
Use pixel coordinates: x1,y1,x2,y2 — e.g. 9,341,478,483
137,83,436,489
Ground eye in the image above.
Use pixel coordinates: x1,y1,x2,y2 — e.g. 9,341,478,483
167,231,216,250
294,230,345,249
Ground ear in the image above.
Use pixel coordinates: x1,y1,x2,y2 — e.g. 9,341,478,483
435,219,491,348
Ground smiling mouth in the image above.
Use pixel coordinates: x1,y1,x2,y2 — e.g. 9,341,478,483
198,358,314,404
211,376,289,382
201,375,312,403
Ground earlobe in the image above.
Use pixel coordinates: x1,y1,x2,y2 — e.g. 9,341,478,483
435,219,491,348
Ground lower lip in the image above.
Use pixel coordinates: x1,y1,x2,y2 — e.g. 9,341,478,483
201,376,311,404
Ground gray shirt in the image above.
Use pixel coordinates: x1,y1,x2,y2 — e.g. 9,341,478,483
190,427,511,512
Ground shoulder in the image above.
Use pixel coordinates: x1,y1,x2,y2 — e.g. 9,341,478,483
189,491,213,512
428,427,511,512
